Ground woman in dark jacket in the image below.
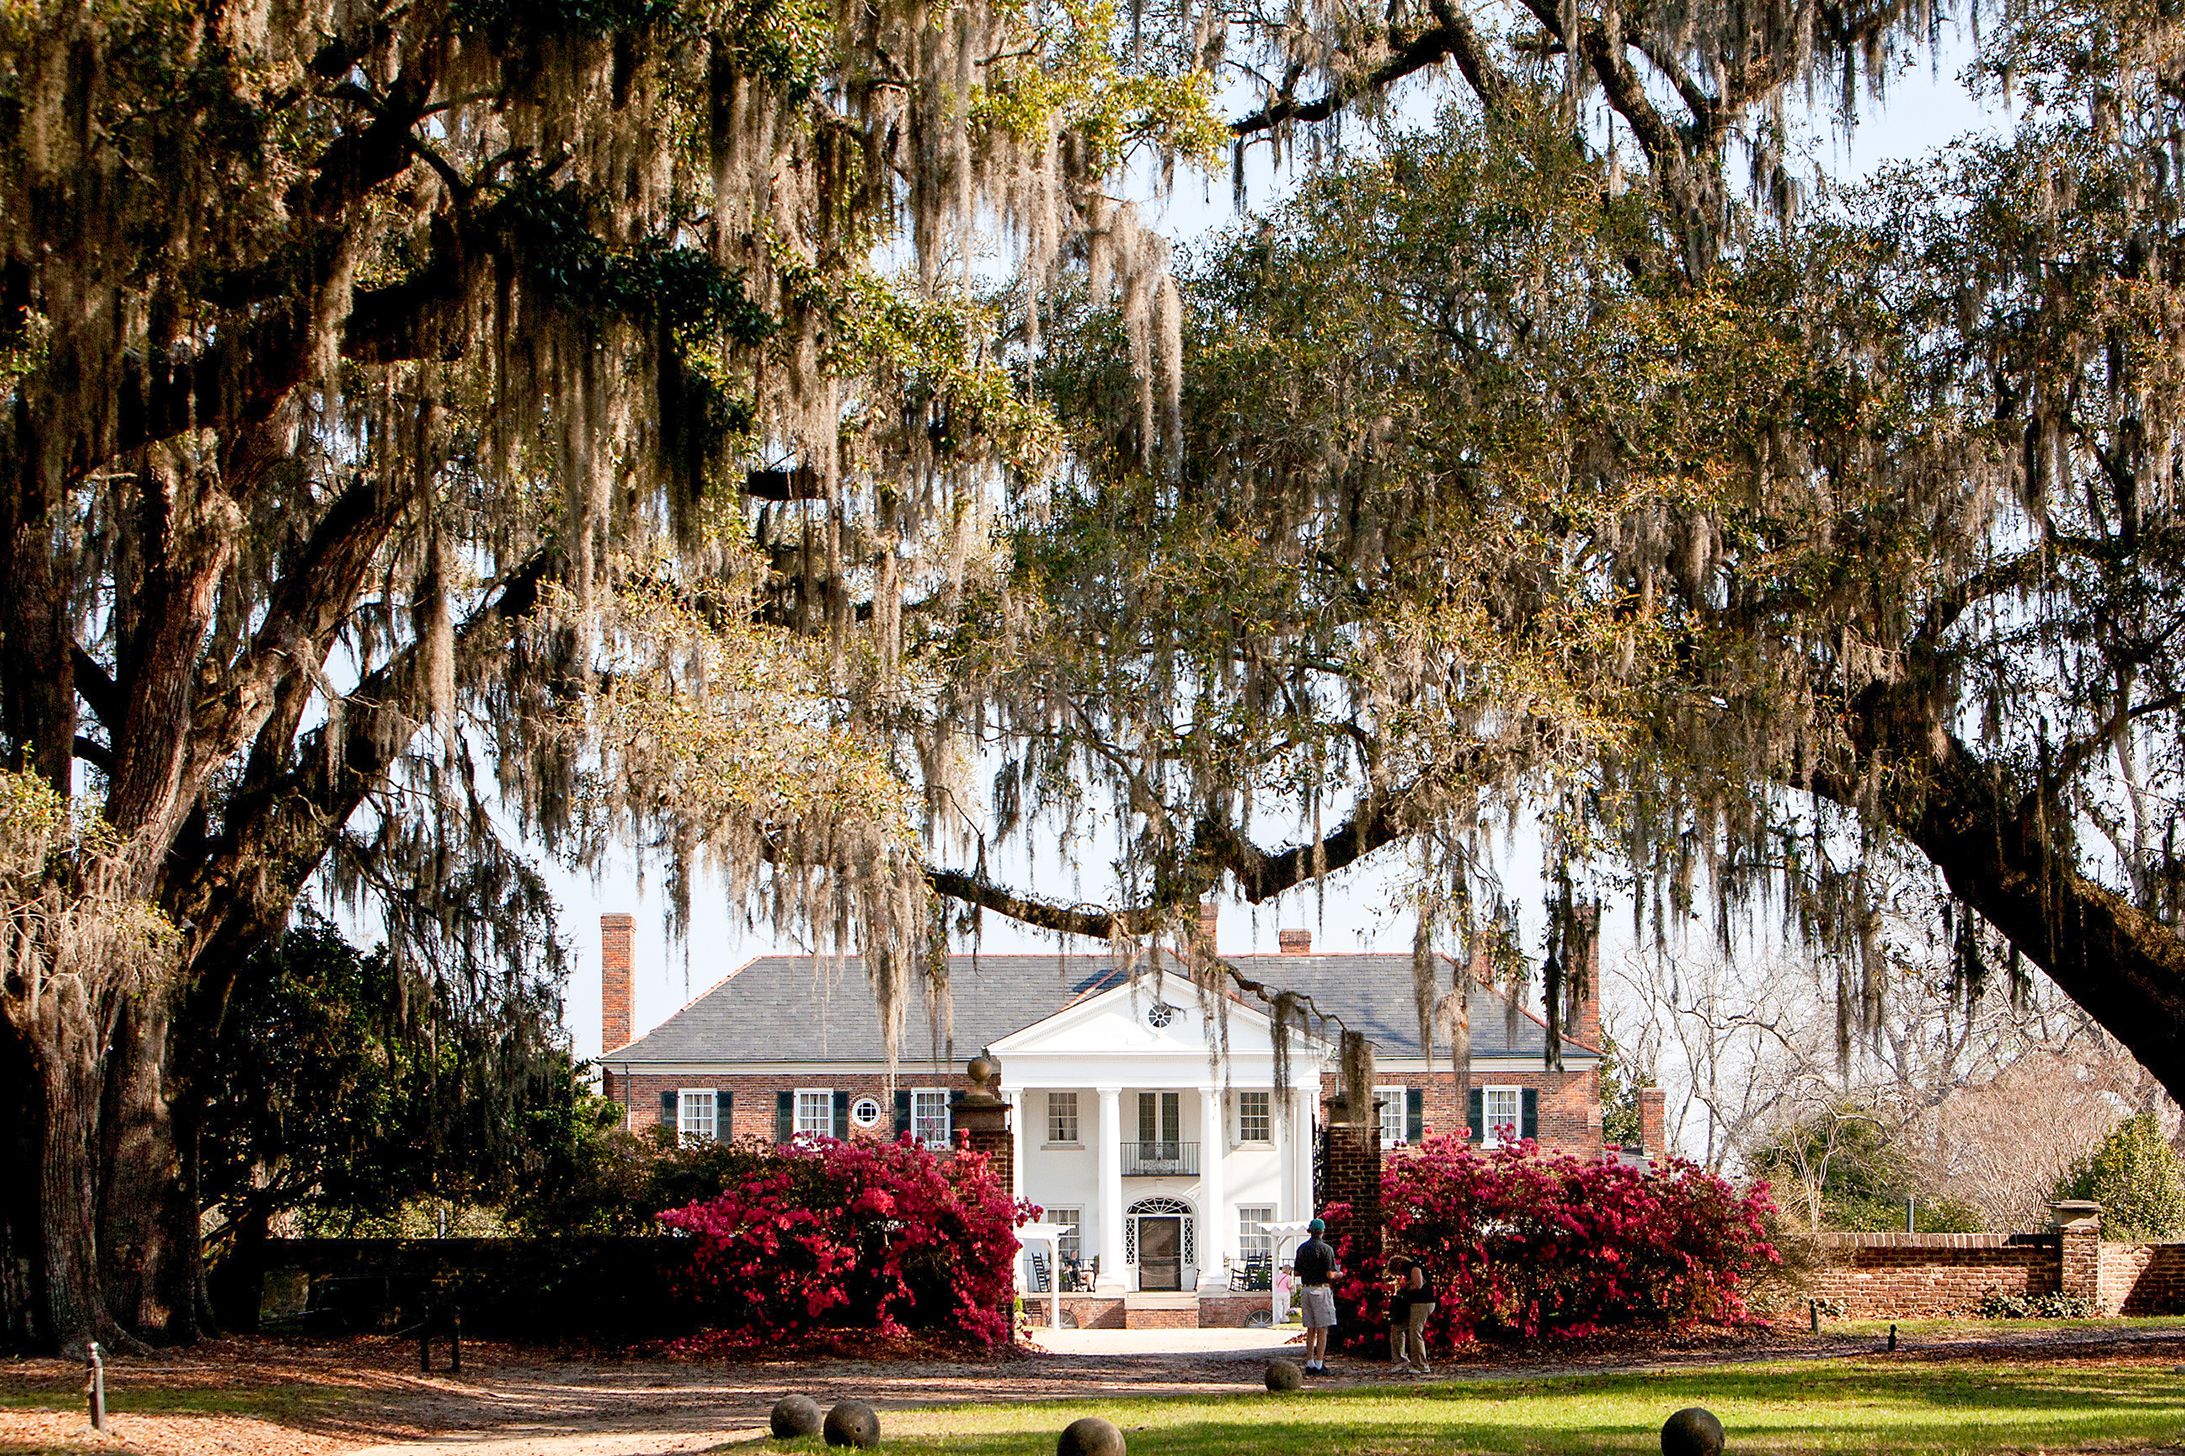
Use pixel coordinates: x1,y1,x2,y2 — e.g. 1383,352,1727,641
1386,1255,1436,1375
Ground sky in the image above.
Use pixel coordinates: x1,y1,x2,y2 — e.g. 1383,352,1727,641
547,31,2014,1062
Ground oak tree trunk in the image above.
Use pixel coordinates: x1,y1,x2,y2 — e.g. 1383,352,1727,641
28,982,109,1350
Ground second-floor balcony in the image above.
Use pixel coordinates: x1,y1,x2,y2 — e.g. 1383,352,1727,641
1122,1140,1199,1176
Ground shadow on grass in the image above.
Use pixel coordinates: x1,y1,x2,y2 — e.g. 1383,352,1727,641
0,1379,352,1421
716,1360,2185,1456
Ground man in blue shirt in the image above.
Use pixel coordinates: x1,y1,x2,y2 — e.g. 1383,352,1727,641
1293,1217,1340,1373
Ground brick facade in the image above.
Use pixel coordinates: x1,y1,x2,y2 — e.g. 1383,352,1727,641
1378,1066,1603,1154
610,1070,964,1140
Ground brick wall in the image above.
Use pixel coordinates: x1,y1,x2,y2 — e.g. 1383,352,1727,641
1805,1233,2061,1317
2100,1242,2185,1314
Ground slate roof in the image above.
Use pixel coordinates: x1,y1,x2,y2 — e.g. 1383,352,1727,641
607,952,1599,1068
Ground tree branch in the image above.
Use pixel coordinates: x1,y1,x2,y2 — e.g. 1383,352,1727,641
1230,0,1514,137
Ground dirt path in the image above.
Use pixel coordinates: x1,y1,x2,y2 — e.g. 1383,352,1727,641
8,1325,2185,1456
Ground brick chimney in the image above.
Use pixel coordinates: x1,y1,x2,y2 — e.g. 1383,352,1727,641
1197,900,1220,951
1638,1086,1666,1158
1570,918,1601,1047
1278,928,1312,955
601,913,635,1052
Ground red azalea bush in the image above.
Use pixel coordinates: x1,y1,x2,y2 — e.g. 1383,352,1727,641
658,1134,1031,1348
1326,1135,1778,1349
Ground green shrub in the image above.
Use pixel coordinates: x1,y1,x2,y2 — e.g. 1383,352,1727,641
1972,1291,2099,1319
2053,1113,2185,1240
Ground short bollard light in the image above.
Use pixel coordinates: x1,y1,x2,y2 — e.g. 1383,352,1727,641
1661,1406,1724,1456
823,1400,880,1449
772,1394,824,1439
1057,1415,1126,1456
84,1341,105,1432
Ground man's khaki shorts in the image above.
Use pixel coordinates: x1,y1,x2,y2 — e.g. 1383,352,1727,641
1301,1285,1338,1328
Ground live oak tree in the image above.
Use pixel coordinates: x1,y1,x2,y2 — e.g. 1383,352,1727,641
972,0,2185,1112
0,0,1218,1348
0,0,2068,1354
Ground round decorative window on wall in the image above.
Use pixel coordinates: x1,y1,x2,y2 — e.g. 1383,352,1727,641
850,1096,883,1129
1146,1001,1177,1028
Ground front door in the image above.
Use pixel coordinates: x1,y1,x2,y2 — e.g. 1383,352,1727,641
1139,1216,1182,1290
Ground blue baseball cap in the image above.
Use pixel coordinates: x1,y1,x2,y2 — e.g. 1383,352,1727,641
1307,1218,1326,1234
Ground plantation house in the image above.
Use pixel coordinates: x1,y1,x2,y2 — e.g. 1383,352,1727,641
597,911,1633,1319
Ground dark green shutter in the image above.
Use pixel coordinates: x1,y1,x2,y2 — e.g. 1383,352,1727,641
660,1089,677,1125
1405,1087,1425,1144
1466,1087,1484,1144
1520,1088,1539,1141
833,1089,850,1138
718,1091,731,1138
894,1090,912,1139
775,1090,794,1141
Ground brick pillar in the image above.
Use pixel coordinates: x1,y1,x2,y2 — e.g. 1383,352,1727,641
601,913,635,1052
2053,1200,2104,1307
1318,1088,1383,1264
1638,1087,1666,1157
957,1057,1016,1323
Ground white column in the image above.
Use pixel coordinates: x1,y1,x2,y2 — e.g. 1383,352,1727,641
1096,1086,1126,1291
1198,1084,1227,1279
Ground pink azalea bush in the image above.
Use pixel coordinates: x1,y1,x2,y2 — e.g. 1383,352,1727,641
1325,1134,1778,1348
658,1134,1031,1348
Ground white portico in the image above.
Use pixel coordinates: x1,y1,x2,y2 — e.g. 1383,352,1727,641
991,970,1332,1296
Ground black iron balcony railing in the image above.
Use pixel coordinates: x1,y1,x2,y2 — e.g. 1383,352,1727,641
1122,1140,1199,1176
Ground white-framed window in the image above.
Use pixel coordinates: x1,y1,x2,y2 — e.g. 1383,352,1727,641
1482,1084,1522,1147
1238,1204,1275,1260
1047,1090,1080,1145
677,1088,718,1144
1048,1206,1083,1263
850,1095,883,1129
911,1088,952,1149
1377,1086,1408,1148
794,1087,835,1137
1235,1090,1272,1144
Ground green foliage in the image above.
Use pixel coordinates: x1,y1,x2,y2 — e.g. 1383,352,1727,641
1596,1031,1646,1148
1972,1291,2100,1319
1746,1111,1984,1234
201,915,597,1245
2053,1113,2185,1240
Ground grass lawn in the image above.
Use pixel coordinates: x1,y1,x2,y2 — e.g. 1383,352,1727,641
1831,1317,2185,1338
738,1358,2185,1456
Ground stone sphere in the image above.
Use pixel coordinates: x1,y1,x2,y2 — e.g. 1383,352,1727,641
967,1054,998,1086
1265,1359,1304,1392
1661,1407,1725,1456
771,1395,824,1440
1056,1416,1126,1456
824,1401,881,1449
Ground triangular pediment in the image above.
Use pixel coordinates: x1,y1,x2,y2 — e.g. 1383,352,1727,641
989,968,1331,1065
